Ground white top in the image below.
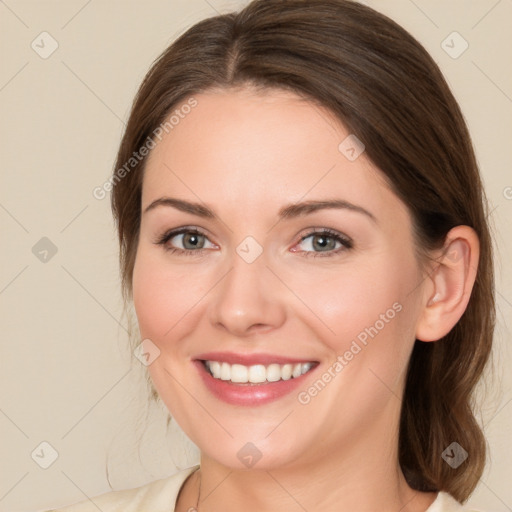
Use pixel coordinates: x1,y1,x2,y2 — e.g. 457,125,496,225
45,464,481,511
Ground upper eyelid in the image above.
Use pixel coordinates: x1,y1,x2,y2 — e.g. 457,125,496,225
156,226,214,244
298,227,350,241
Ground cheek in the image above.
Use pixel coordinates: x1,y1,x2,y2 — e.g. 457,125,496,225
132,248,204,344
286,252,421,364
131,249,206,419
287,259,421,426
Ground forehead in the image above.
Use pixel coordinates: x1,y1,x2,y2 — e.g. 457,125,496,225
141,87,405,225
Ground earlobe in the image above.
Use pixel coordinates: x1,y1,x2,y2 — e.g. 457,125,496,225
415,226,480,342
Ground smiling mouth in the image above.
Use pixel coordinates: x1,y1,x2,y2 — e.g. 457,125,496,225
201,360,318,384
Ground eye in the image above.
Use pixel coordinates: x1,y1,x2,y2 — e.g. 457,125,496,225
292,228,353,258
154,227,352,258
154,227,217,255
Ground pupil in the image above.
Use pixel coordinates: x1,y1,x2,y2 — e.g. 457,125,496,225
184,233,203,249
314,235,333,251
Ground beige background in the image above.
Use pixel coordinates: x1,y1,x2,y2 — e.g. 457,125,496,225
0,1,511,511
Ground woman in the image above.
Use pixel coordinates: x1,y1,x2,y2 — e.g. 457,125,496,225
48,0,495,510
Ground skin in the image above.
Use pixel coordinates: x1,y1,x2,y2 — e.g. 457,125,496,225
132,86,479,512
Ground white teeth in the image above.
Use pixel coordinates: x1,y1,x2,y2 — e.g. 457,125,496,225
292,363,302,378
281,364,293,380
204,360,315,383
220,362,231,381
301,362,313,374
230,364,248,383
209,361,221,377
266,364,282,382
248,364,267,383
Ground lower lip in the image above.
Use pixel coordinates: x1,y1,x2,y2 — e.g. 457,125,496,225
194,361,317,406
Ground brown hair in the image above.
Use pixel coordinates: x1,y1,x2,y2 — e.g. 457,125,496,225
111,0,495,502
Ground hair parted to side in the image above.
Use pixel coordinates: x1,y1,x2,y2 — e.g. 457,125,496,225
110,0,495,503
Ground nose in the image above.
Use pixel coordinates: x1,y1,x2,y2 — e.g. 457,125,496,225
207,250,286,337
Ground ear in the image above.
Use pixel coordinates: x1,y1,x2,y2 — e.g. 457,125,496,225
415,225,480,342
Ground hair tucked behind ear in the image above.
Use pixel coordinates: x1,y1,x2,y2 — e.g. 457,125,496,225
111,0,495,502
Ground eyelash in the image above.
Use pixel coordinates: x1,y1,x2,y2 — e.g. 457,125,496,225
154,227,353,258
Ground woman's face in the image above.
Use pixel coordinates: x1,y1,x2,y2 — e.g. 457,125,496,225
132,87,427,471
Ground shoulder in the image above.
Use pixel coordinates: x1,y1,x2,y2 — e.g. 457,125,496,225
44,465,199,512
427,492,489,512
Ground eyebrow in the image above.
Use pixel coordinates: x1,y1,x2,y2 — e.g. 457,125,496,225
143,197,377,223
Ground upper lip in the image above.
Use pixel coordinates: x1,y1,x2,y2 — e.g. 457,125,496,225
195,351,318,366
